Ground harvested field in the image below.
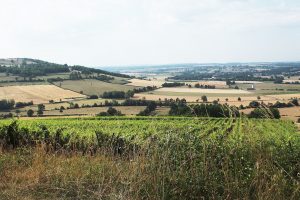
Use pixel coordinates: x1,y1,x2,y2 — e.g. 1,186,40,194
235,81,263,84
266,93,300,101
134,93,258,104
134,92,300,106
155,87,251,94
283,80,300,83
155,106,170,116
185,80,227,87
126,78,165,87
239,107,300,122
279,107,300,122
0,85,85,104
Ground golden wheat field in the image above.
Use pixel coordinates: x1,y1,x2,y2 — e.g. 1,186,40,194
0,85,86,103
126,78,166,87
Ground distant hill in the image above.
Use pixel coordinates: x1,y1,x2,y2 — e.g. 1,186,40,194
0,58,130,78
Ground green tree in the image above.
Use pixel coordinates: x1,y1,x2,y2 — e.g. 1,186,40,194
125,90,135,99
37,109,43,116
27,109,34,117
59,106,65,113
37,104,45,111
37,104,45,116
15,109,21,116
201,95,208,102
291,98,299,106
0,99,15,110
248,107,280,119
107,107,118,115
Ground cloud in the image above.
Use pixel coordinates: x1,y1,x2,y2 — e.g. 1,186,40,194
0,0,299,66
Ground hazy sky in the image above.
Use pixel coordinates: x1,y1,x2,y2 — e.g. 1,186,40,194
1,0,300,67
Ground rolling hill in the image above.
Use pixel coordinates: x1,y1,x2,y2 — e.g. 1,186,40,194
0,58,131,78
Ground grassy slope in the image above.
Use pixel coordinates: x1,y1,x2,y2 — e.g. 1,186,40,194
0,117,299,199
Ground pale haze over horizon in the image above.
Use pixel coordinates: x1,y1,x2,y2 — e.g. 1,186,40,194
1,0,300,67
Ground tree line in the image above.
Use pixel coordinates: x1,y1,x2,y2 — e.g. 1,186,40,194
99,86,157,99
0,99,33,111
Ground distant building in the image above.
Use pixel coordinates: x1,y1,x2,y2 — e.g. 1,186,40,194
247,84,256,90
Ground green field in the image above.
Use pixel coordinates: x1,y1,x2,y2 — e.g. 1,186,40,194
53,79,136,96
0,117,299,199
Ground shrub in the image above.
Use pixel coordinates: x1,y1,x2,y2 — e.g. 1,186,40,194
102,91,126,99
137,101,157,116
89,95,99,99
97,107,123,116
37,110,43,116
201,95,208,102
162,82,185,87
15,101,33,108
249,101,260,108
27,109,34,117
248,107,280,119
291,98,299,106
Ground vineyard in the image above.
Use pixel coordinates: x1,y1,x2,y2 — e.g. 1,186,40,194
0,117,300,199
